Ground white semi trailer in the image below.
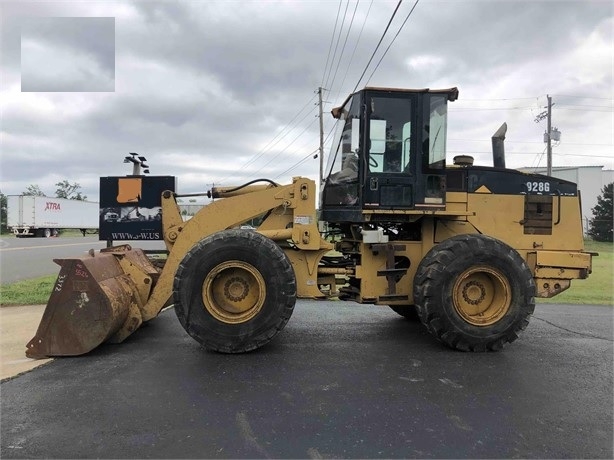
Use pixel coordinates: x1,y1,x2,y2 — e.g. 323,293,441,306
7,196,99,237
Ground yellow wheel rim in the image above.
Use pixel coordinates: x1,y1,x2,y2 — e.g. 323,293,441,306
202,260,266,324
452,266,511,326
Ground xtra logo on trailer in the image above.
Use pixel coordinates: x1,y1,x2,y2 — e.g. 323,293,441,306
45,202,61,211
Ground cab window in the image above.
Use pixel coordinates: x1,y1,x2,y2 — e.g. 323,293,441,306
368,96,412,174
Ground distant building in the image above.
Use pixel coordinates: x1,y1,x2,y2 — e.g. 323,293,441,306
518,166,614,232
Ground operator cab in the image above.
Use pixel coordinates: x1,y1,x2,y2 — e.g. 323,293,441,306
320,87,458,223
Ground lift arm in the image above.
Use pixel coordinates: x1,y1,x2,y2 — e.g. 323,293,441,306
141,177,331,320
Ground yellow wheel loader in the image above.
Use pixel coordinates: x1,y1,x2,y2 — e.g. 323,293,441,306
26,87,594,358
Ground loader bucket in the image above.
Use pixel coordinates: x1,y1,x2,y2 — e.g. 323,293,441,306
26,246,159,359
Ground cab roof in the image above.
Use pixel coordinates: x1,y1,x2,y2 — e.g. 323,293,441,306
331,87,459,119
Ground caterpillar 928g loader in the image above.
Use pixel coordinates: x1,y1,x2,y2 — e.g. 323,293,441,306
26,87,594,358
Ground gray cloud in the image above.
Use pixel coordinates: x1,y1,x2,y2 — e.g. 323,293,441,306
1,0,612,200
20,17,115,91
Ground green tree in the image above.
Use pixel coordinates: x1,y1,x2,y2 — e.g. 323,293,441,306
0,191,7,234
588,182,613,242
22,184,46,196
55,180,87,200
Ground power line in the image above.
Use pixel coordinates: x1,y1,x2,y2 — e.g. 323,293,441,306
332,0,373,106
274,149,319,180
453,99,613,110
283,117,337,187
364,0,420,86
451,139,613,147
552,94,614,101
320,0,344,89
243,117,319,180
326,0,361,96
323,0,350,91
231,0,358,186
448,151,614,159
555,153,614,159
532,146,548,170
459,97,540,101
351,0,404,93
273,118,340,182
450,106,537,111
555,107,613,112
217,94,317,184
220,0,358,182
556,103,613,109
551,142,613,147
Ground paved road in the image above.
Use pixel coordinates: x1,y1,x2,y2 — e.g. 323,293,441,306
1,301,612,459
0,236,165,284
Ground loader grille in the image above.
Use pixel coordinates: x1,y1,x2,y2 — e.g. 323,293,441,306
523,195,553,235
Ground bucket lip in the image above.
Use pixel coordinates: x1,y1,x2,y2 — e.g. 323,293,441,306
25,246,160,359
26,263,136,359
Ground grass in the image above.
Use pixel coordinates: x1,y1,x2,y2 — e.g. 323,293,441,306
537,240,613,306
1,275,56,306
1,240,612,307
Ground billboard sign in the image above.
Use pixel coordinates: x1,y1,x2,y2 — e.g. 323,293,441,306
99,175,176,241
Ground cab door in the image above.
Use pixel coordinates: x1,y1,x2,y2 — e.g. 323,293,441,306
362,91,418,209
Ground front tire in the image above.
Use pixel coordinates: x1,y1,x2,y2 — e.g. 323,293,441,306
413,234,535,351
173,229,297,353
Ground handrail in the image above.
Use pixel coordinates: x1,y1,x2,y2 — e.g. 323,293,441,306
554,190,561,225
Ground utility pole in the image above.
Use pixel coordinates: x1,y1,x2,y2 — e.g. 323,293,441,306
318,87,325,186
535,95,559,176
546,95,553,176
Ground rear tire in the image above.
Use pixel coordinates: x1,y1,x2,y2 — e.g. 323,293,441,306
173,229,297,353
43,228,51,238
413,234,535,351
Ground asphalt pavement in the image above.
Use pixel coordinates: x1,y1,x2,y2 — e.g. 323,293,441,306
1,301,612,459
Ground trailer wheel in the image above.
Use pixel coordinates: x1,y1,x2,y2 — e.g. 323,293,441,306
389,305,420,321
173,229,297,353
413,234,535,351
43,228,51,238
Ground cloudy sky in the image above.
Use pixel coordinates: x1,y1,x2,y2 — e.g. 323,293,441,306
1,0,612,201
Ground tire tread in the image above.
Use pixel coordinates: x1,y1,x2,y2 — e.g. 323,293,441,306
414,234,535,352
173,229,296,353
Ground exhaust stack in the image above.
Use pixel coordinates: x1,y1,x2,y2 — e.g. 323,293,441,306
492,122,507,169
